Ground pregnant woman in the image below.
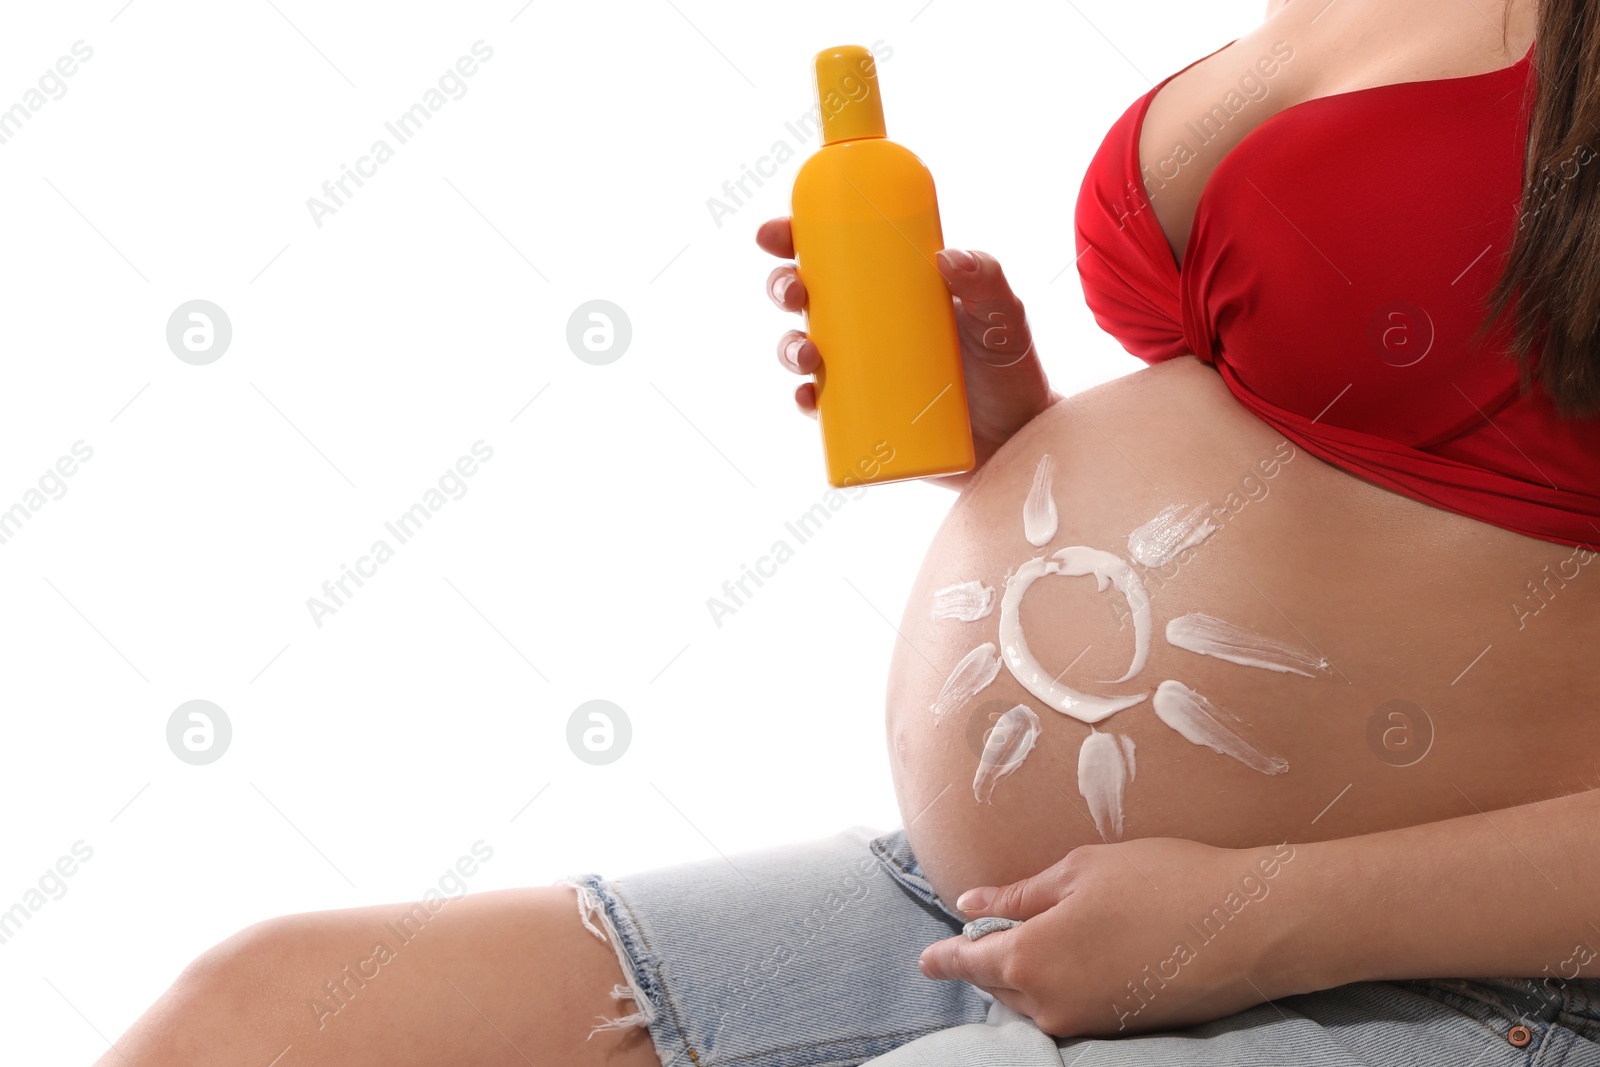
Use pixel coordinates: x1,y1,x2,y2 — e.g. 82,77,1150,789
98,0,1600,1064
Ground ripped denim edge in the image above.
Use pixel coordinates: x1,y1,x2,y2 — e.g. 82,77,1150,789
556,874,668,1042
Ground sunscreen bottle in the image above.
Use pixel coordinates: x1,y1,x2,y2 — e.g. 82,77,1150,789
791,44,974,487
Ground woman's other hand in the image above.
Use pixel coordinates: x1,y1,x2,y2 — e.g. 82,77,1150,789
918,838,1305,1038
757,216,1059,489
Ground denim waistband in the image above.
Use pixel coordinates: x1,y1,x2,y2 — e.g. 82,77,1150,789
1400,975,1600,1053
1567,977,1600,1028
867,828,967,928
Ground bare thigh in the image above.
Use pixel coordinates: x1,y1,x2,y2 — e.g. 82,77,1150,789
95,886,659,1067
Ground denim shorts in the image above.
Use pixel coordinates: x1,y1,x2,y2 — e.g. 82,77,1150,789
563,826,1600,1066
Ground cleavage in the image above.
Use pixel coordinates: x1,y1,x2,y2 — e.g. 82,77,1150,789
1136,38,1305,270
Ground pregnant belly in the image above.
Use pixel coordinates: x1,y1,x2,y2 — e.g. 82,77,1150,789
887,357,1600,909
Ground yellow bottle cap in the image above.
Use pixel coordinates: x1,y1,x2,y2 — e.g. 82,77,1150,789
813,45,887,146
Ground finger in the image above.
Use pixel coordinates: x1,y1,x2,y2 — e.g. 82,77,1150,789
935,249,1035,368
794,382,818,417
755,217,794,258
917,930,1013,986
920,935,1043,1025
776,330,820,375
956,873,1061,921
766,266,807,312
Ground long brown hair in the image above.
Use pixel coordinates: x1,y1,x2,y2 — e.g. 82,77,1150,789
1478,0,1600,417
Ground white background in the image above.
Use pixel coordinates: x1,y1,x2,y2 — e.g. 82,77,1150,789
0,0,1258,1059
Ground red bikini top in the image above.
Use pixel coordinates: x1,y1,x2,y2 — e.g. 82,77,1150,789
1074,37,1600,548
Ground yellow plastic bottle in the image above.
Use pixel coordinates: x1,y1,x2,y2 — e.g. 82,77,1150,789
790,44,974,488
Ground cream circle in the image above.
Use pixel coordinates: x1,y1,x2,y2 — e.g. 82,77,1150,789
997,547,1152,724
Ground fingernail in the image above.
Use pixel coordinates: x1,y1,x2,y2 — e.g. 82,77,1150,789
784,338,803,370
937,249,978,272
956,887,994,912
772,274,795,303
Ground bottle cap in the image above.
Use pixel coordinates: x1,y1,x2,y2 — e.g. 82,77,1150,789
813,45,887,146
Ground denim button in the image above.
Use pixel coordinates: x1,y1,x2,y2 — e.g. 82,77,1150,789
1507,1024,1532,1048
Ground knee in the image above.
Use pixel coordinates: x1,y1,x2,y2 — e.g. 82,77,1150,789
171,914,320,1025
95,916,310,1066
179,913,297,991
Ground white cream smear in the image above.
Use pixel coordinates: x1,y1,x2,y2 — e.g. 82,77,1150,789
1151,680,1289,775
1165,612,1327,678
931,642,1002,724
1077,730,1136,840
997,546,1153,723
973,703,1040,803
931,580,995,622
1022,454,1058,547
1126,503,1216,568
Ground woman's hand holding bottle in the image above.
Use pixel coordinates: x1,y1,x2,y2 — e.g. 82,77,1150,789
758,216,1060,490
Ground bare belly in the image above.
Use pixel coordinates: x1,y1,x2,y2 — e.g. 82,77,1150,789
887,357,1600,908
